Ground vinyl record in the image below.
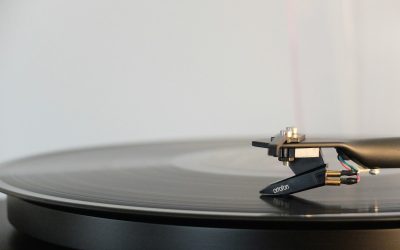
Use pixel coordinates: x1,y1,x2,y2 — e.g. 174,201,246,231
0,139,400,223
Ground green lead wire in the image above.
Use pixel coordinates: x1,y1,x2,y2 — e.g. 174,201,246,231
337,155,358,172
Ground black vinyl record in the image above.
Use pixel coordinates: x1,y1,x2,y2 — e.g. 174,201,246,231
0,139,399,223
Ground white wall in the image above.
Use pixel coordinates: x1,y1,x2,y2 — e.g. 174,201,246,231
1,0,400,162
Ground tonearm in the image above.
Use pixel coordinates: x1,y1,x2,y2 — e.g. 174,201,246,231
253,127,400,196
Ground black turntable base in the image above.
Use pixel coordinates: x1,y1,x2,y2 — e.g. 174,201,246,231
0,139,400,250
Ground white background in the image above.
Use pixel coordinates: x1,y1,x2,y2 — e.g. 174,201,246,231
1,0,400,164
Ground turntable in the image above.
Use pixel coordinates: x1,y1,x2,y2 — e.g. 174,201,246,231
0,133,400,249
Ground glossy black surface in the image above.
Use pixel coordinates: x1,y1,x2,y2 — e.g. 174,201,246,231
0,198,72,250
0,139,400,222
5,197,400,250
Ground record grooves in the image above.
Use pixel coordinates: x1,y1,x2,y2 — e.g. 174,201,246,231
1,139,400,249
